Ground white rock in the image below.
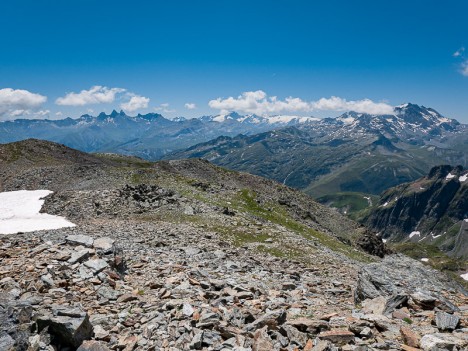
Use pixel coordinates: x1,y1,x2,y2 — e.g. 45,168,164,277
420,333,465,351
66,234,94,247
84,259,109,274
93,237,115,252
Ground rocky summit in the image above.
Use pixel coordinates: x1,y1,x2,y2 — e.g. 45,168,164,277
1,139,467,351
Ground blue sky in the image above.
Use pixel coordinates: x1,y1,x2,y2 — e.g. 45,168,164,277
1,0,468,121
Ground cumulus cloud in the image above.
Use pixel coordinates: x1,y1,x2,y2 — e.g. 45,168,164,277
184,103,196,110
209,90,311,115
55,111,63,117
36,110,50,116
11,109,30,117
453,47,465,57
208,90,394,115
0,88,47,118
154,103,175,113
461,61,468,77
56,86,125,106
453,47,468,76
312,96,395,114
120,95,150,112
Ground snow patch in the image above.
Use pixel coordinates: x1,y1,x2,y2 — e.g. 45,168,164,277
446,173,456,180
267,115,319,124
459,174,467,182
338,116,355,125
409,231,421,238
0,190,75,235
363,196,372,206
461,273,468,281
420,258,429,262
212,114,227,122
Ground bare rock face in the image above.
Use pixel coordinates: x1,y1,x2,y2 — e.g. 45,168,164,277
66,234,94,247
434,312,460,332
252,326,274,351
77,340,111,351
364,165,468,259
355,254,464,308
356,230,392,258
0,332,15,351
36,307,93,348
420,333,467,351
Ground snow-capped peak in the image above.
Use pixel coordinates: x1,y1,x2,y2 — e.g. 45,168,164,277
201,112,318,125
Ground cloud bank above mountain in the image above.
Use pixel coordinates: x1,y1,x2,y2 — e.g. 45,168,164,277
0,88,48,119
1,86,399,121
120,95,150,112
208,91,395,115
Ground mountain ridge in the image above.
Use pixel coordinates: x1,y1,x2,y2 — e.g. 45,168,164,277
166,104,468,198
0,110,319,160
363,165,468,259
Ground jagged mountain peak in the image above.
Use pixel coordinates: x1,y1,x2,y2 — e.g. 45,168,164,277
394,103,453,125
201,111,319,125
331,103,459,138
136,112,165,121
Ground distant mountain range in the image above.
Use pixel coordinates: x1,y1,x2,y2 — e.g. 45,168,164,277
2,103,468,200
167,103,468,197
0,110,318,160
364,165,468,259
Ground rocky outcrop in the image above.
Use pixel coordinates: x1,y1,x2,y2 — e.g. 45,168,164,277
364,165,468,258
355,254,465,306
356,230,393,258
1,225,467,350
353,255,467,350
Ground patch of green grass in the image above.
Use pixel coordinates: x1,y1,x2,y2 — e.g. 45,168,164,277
403,317,413,324
316,192,378,221
392,242,466,273
446,223,461,238
230,189,374,262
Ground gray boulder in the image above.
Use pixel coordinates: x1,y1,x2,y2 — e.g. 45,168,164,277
66,235,94,247
435,312,459,332
36,308,93,348
355,254,465,313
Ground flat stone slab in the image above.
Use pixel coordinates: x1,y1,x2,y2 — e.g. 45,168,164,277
66,235,94,248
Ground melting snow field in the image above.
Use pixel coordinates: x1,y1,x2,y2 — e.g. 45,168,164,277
0,190,75,234
461,273,468,282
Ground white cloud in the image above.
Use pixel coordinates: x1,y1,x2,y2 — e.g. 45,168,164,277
461,61,468,77
0,88,47,118
453,47,465,57
312,96,395,114
36,110,50,116
185,103,197,110
208,90,394,115
55,111,63,116
154,103,175,113
209,90,311,115
11,109,30,117
56,86,125,106
120,95,150,112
